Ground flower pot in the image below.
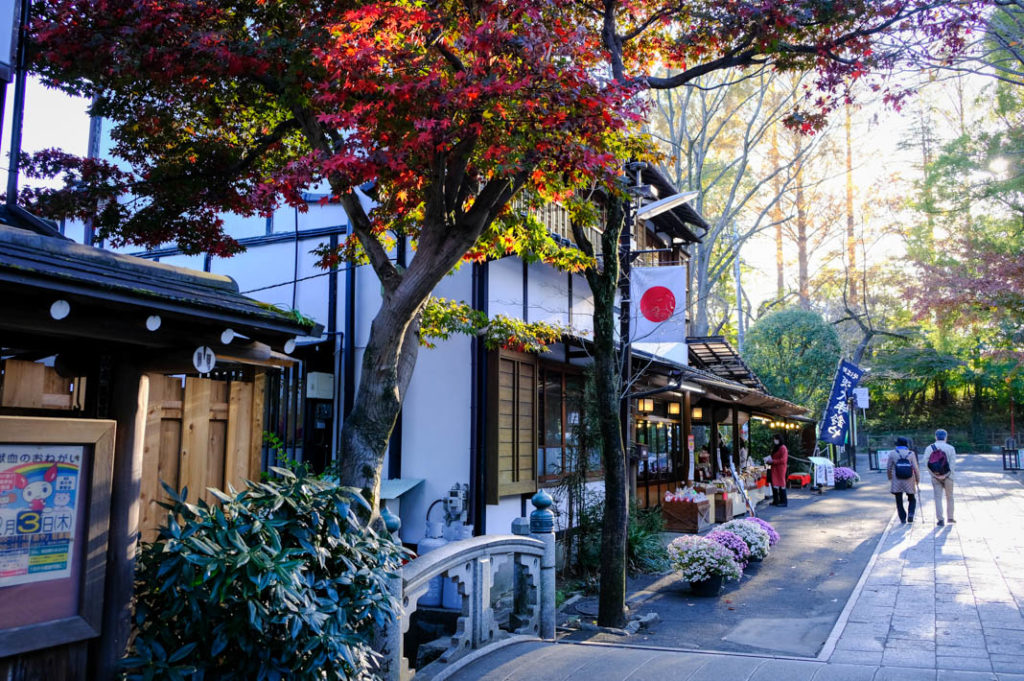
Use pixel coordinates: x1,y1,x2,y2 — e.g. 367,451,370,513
835,479,852,490
689,574,723,597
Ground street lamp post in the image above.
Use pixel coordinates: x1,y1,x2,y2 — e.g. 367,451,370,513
618,163,700,500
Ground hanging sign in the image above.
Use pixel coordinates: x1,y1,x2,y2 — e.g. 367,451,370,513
629,266,687,344
192,346,216,373
687,434,695,480
819,360,865,445
0,446,84,587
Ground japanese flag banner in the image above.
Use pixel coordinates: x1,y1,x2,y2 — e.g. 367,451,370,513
629,266,687,344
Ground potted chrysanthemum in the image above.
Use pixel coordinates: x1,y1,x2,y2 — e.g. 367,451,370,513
667,535,742,596
720,519,771,562
740,516,780,547
707,529,751,569
834,467,860,489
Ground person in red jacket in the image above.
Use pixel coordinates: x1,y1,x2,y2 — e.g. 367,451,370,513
765,434,789,507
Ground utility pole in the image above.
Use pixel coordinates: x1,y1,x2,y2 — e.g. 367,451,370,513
619,165,640,502
5,0,30,205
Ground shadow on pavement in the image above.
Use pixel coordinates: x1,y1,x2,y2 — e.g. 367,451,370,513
559,462,895,658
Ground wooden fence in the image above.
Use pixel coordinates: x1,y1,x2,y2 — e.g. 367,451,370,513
0,358,86,410
140,373,266,541
0,360,268,542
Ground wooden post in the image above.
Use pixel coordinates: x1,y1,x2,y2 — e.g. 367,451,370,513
92,366,148,680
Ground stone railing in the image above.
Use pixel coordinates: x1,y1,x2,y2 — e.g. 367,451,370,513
380,492,556,681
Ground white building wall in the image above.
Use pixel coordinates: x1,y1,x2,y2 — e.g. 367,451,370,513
527,261,569,327
570,271,594,338
212,241,299,313
395,266,473,545
487,257,523,319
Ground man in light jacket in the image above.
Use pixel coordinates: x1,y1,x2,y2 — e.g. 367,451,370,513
925,428,957,526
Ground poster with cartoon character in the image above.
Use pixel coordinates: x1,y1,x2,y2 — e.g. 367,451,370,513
0,445,84,587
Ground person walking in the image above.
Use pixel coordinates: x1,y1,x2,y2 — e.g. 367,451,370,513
887,436,919,523
924,428,957,526
765,434,789,507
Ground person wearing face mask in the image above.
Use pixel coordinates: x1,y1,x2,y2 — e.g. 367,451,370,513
764,434,789,507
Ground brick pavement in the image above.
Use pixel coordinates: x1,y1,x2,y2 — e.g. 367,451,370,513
442,455,1024,681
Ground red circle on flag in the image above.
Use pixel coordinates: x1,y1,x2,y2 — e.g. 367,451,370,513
640,286,676,323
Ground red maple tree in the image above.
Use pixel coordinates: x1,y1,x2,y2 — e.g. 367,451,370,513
25,0,984,630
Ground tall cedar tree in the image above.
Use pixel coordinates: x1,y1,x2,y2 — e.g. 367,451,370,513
27,0,982,630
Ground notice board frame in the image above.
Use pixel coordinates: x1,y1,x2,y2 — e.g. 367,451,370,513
0,416,115,658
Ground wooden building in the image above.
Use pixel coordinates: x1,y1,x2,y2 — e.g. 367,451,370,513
0,215,318,680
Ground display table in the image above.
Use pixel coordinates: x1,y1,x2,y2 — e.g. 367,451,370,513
788,473,811,488
662,499,711,534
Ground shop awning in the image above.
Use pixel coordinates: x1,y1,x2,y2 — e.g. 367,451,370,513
686,336,766,392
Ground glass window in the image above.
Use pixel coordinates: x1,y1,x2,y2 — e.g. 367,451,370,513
538,366,594,482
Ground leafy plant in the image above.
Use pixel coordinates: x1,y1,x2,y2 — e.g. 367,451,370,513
666,535,742,583
122,468,408,681
262,431,311,477
626,503,670,574
567,494,669,577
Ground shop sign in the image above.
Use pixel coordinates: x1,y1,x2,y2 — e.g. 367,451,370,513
819,360,865,446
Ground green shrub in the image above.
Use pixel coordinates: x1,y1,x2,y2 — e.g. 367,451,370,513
122,468,407,681
570,494,668,576
627,502,670,573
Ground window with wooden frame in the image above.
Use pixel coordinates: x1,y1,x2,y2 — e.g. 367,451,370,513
538,364,600,484
486,350,538,504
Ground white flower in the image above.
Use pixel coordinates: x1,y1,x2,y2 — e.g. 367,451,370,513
720,520,771,560
667,535,742,582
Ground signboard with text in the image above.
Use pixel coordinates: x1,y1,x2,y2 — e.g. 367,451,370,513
819,360,865,446
0,445,84,587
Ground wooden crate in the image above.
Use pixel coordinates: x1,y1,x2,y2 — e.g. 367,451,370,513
662,500,711,534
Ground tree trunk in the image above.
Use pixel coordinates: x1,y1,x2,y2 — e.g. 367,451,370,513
845,104,858,307
771,124,786,300
337,300,424,512
795,145,809,309
575,199,629,629
691,238,713,337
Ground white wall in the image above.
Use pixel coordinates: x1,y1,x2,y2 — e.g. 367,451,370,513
527,261,569,326
488,256,523,319
570,271,594,338
395,266,473,544
212,241,298,312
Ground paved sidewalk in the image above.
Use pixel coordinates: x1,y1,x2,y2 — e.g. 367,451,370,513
445,455,1024,681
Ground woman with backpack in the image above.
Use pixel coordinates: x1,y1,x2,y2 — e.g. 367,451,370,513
887,436,920,523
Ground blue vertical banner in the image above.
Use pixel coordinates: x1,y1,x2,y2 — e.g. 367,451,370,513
819,360,865,446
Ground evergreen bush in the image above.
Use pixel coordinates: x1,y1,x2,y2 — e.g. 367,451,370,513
122,468,407,681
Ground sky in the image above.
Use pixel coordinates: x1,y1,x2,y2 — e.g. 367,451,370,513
0,77,90,190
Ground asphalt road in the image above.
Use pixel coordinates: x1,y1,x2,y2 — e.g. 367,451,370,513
562,456,896,657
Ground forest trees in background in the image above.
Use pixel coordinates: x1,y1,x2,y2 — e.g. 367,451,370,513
743,308,841,415
646,70,810,337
